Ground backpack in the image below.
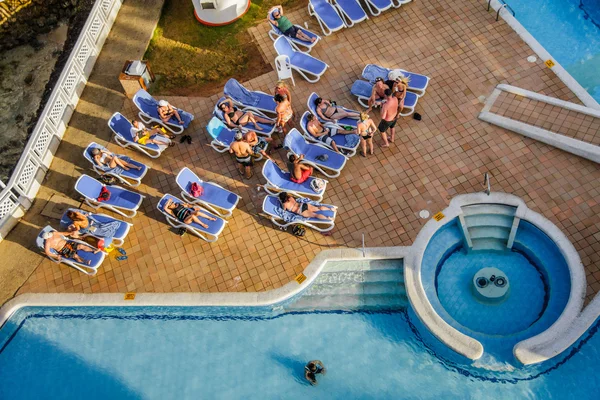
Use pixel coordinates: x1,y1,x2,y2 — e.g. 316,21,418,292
190,182,204,198
292,225,306,237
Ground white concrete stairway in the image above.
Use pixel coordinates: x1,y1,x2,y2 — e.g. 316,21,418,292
462,204,516,251
287,259,407,311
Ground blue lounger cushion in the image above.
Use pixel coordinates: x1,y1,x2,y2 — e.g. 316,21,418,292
310,0,345,31
84,142,147,180
263,195,335,224
362,64,430,93
36,226,105,268
335,0,368,24
306,92,359,128
176,167,240,213
76,175,144,211
224,78,277,114
284,129,346,171
351,80,418,110
274,37,328,80
157,194,226,236
109,113,164,152
300,112,360,150
214,97,274,133
134,89,193,129
262,160,324,196
59,209,130,240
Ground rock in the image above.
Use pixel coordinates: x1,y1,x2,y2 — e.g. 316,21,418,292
24,73,34,85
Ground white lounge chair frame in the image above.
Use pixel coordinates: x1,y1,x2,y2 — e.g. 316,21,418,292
38,227,105,276
157,195,227,242
260,161,328,202
307,0,346,36
363,0,393,16
262,196,337,233
299,112,358,157
333,0,369,27
83,143,149,187
391,0,412,8
75,175,145,218
133,89,192,135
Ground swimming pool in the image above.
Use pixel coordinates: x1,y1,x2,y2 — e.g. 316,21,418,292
1,306,600,399
507,0,600,102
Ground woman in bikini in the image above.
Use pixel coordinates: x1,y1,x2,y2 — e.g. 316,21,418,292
274,94,293,135
278,192,336,221
91,148,142,171
314,97,360,123
357,112,377,157
219,98,273,131
164,198,217,229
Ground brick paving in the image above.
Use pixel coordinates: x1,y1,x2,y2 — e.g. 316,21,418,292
490,91,600,146
8,0,600,304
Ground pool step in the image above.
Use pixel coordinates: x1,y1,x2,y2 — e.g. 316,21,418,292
462,205,516,251
287,259,407,311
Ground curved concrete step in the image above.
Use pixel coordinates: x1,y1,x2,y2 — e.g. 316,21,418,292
468,226,511,241
462,204,516,217
471,238,508,251
464,214,514,229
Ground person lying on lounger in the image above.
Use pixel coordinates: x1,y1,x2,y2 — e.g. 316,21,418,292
91,148,142,171
287,154,313,184
158,99,184,125
268,6,316,43
367,77,390,112
314,97,360,123
244,130,274,161
306,114,348,153
219,98,273,131
43,230,100,265
278,192,336,220
164,198,217,229
131,120,174,146
65,210,122,240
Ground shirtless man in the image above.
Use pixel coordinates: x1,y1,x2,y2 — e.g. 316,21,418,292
287,154,313,183
306,113,343,153
277,192,336,220
244,130,273,161
378,89,399,147
367,77,389,112
157,100,184,125
43,230,100,265
230,131,254,179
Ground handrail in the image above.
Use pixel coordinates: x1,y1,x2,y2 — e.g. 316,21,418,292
488,0,515,21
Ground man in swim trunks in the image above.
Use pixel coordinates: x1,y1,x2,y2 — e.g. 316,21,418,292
305,113,341,153
304,360,326,385
230,131,254,179
244,130,273,161
367,77,389,112
157,100,184,125
268,6,316,43
287,154,313,183
378,89,399,147
43,230,100,265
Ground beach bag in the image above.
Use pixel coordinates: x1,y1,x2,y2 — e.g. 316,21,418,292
310,178,326,193
97,186,111,202
99,175,117,185
292,225,306,237
190,182,204,198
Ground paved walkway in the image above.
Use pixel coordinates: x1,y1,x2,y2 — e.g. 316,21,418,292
1,0,599,306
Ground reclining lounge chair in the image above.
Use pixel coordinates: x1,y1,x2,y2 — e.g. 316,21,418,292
214,97,276,137
274,37,329,83
176,167,241,218
60,208,133,247
83,142,149,187
350,80,418,116
262,194,337,232
133,89,194,135
299,111,360,157
108,112,170,159
362,64,430,97
224,78,278,116
283,129,347,178
261,160,328,202
308,0,346,36
267,8,321,52
75,174,145,218
333,0,368,27
306,92,360,129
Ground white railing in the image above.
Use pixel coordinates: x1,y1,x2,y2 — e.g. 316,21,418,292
0,0,123,240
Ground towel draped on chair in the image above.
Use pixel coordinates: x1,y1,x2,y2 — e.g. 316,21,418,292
273,197,322,223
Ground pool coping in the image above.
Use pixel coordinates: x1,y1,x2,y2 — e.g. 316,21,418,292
0,246,411,330
489,0,600,110
404,192,587,364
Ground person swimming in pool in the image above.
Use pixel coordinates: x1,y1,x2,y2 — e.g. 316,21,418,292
305,360,326,386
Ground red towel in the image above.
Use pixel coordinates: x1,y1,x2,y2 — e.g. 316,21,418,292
291,168,312,184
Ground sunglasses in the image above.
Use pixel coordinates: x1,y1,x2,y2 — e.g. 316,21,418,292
375,78,383,82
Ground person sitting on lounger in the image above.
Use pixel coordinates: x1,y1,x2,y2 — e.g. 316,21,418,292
305,360,326,386
219,98,273,131
305,113,343,153
367,77,390,112
269,6,316,43
164,198,217,229
43,230,100,265
314,97,360,123
131,120,174,146
158,99,184,125
230,131,255,179
90,148,142,171
65,210,121,239
274,94,293,134
357,112,377,157
278,192,335,220
287,154,313,183
244,130,273,161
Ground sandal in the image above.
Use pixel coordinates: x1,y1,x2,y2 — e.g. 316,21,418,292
116,255,128,261
168,142,175,147
179,135,188,144
117,247,127,256
359,150,366,157
186,135,192,144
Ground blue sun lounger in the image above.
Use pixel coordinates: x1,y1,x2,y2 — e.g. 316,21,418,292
108,112,170,159
362,64,430,97
176,167,241,218
284,129,347,178
214,97,275,137
132,89,194,135
308,0,346,36
37,226,105,276
83,142,149,187
267,8,321,52
274,37,329,83
157,194,227,242
206,117,236,153
60,208,133,247
363,0,393,16
350,80,418,116
307,92,360,129
224,78,278,116
261,160,328,202
75,174,145,218
262,195,337,232
333,0,368,27
299,112,360,157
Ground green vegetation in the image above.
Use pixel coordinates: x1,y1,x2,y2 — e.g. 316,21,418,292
144,0,300,95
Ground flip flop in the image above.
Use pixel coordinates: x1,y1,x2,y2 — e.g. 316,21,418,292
117,247,127,256
186,135,192,144
359,150,366,157
179,135,188,144
116,255,128,261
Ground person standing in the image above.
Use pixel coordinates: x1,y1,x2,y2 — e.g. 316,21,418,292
229,131,254,179
357,112,377,157
274,94,293,134
378,89,398,147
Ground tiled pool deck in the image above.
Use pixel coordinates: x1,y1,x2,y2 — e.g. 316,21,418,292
2,0,599,304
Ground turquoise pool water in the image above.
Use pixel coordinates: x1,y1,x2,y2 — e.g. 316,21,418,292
0,307,599,399
509,0,600,102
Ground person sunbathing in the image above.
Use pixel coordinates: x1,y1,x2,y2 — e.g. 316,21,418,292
90,148,141,171
287,154,313,183
43,230,100,265
65,210,121,240
244,131,273,161
157,99,184,125
278,192,336,220
268,6,316,43
306,113,341,153
367,77,390,112
219,98,273,131
131,120,174,146
314,97,360,123
164,198,217,229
